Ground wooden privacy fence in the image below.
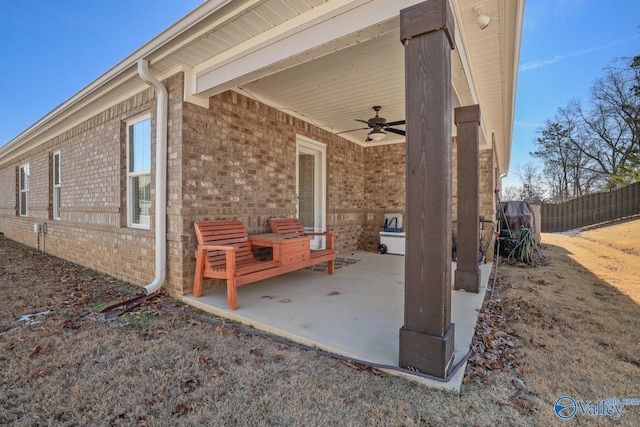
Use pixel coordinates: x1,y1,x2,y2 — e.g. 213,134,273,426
541,182,640,232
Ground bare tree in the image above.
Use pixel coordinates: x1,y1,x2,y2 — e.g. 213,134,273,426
532,55,640,194
570,57,640,188
533,115,603,201
499,186,520,202
514,163,546,203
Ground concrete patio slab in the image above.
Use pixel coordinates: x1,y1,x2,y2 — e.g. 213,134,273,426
181,251,492,391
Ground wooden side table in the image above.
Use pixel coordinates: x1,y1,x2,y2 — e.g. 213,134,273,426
250,233,311,265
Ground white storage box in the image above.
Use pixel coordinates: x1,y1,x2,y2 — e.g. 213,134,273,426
379,231,406,255
383,213,403,232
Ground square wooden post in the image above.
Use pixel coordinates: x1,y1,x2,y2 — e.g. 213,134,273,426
399,0,455,378
454,105,481,293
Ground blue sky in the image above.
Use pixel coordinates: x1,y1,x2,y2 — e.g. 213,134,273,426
507,0,639,189
0,0,202,144
1,0,639,189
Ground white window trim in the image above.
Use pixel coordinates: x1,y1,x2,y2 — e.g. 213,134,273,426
126,114,152,229
19,163,29,217
53,151,61,220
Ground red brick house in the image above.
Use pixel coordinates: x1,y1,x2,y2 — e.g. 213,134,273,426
0,0,524,378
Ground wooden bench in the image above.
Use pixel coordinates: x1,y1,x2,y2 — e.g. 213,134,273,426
268,217,336,274
193,220,282,310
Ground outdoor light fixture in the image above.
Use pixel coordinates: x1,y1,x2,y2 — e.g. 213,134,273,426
368,129,386,141
474,5,491,30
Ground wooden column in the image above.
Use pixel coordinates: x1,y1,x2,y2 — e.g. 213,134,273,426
399,0,455,378
454,105,481,293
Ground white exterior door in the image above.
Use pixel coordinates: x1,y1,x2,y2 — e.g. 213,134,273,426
296,136,326,250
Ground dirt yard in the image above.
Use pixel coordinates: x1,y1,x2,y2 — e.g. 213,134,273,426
1,218,639,426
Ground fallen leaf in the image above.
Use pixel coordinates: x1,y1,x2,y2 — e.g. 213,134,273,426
214,324,233,335
512,377,528,391
514,397,537,412
14,369,45,386
172,403,189,416
28,344,46,359
326,290,340,296
261,295,276,299
279,298,291,303
495,400,519,410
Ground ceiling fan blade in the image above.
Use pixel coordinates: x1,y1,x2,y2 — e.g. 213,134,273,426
385,120,405,126
355,119,371,126
385,127,405,136
336,127,369,135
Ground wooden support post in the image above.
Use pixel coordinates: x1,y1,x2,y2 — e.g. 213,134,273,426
399,0,455,378
454,105,481,293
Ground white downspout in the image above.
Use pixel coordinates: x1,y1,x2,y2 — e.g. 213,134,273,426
137,58,168,294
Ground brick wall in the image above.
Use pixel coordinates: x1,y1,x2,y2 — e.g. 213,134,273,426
0,73,500,297
0,73,184,289
0,166,16,217
362,143,406,250
480,148,497,260
177,90,367,294
452,136,458,243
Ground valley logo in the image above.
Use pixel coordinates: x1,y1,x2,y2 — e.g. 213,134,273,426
554,395,640,420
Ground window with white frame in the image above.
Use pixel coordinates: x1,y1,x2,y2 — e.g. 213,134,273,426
127,116,151,228
53,151,61,220
19,164,29,216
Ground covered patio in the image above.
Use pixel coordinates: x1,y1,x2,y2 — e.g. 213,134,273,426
0,0,523,389
168,0,522,384
183,253,494,391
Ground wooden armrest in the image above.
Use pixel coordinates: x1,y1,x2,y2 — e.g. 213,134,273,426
197,244,236,277
199,244,235,252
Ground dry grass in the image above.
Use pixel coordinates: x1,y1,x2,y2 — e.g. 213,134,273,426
1,219,639,426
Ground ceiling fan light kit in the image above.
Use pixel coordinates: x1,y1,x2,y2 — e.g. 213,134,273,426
338,106,405,142
368,129,386,141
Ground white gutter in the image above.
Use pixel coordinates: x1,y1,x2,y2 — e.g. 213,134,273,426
137,59,168,295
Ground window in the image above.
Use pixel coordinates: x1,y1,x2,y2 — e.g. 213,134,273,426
127,116,151,228
53,151,61,220
19,164,29,216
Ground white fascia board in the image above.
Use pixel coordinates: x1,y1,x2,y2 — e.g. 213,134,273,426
449,2,488,146
501,0,526,174
193,0,425,97
183,65,210,108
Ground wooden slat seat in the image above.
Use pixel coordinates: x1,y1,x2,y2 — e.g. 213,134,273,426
193,220,283,310
269,217,336,274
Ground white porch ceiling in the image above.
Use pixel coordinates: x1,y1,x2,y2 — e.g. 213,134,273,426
175,0,518,167
240,21,409,145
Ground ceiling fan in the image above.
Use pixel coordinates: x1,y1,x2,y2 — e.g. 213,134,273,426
338,106,405,142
